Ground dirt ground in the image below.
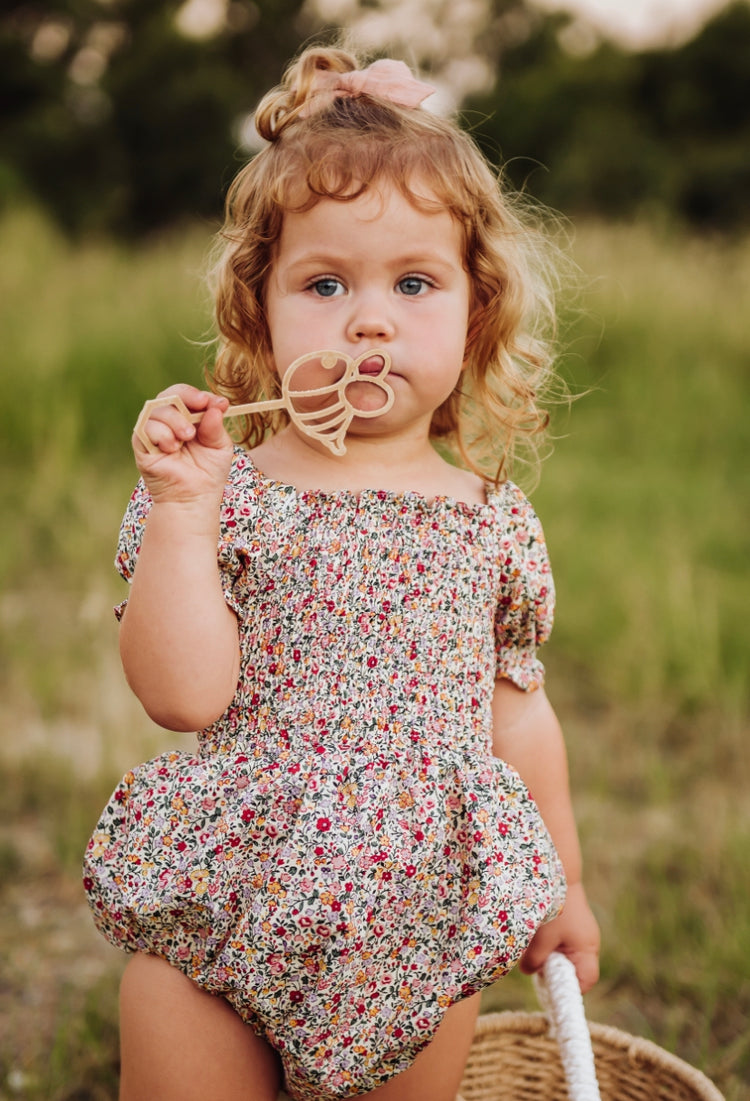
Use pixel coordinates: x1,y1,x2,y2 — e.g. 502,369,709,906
0,815,124,1097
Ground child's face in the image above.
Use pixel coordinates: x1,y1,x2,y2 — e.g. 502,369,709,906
264,183,471,443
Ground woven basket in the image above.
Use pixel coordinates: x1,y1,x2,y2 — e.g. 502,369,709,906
457,954,724,1101
458,1011,724,1101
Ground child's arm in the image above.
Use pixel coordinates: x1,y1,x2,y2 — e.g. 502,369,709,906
492,680,600,992
119,386,240,731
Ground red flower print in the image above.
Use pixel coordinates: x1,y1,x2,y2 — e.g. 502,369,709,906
316,818,331,832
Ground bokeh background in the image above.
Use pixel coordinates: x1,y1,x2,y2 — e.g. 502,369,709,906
1,1,748,1097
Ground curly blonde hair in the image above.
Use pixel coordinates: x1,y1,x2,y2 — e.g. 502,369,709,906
209,44,563,484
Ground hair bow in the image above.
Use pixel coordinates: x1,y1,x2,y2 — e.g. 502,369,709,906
300,58,435,117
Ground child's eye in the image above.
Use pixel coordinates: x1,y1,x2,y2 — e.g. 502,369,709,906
397,275,431,296
310,277,345,298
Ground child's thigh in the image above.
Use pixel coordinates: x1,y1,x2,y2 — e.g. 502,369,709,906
358,993,481,1101
118,952,281,1101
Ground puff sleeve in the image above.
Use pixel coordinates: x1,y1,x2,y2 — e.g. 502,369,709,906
113,478,152,622
493,483,555,692
113,451,255,623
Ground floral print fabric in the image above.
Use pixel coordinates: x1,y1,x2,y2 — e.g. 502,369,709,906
84,449,566,1100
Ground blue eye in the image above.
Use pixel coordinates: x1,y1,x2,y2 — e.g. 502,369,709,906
311,278,344,298
398,276,429,296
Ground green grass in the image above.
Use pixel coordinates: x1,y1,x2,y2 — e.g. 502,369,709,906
1,205,748,1098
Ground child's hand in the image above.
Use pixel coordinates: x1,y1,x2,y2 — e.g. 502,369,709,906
519,882,600,993
132,385,233,505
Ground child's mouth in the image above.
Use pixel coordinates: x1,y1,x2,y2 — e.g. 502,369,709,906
356,354,388,376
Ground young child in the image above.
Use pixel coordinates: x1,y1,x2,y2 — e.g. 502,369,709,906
84,44,599,1101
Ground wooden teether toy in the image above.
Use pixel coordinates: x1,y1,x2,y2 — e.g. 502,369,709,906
134,349,395,457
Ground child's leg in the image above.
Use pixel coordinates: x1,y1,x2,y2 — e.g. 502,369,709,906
359,993,480,1101
118,952,281,1101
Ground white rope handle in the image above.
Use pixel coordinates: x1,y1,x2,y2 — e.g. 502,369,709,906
533,952,602,1101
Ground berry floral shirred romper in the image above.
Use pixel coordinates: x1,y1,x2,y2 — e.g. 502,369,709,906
84,448,566,1101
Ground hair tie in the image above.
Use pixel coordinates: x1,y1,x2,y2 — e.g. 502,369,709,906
299,59,435,118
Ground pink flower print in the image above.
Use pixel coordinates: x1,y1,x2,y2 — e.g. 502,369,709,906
268,953,285,975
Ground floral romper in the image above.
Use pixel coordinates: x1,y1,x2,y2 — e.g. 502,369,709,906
84,448,566,1100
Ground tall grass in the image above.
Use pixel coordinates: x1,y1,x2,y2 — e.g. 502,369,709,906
1,206,748,1098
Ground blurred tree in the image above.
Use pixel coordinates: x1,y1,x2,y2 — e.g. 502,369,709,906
635,1,750,229
0,0,319,236
2,0,749,234
466,0,750,230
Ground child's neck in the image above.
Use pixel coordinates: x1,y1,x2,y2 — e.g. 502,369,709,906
249,426,487,505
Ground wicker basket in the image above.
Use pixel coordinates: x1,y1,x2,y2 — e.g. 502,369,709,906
457,953,724,1101
458,1010,724,1101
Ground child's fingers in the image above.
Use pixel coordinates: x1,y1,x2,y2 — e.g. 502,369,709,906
567,948,599,994
132,388,228,455
194,402,232,450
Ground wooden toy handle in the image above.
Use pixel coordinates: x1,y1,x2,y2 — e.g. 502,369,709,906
133,349,394,457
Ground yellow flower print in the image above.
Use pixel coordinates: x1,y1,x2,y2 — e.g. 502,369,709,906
88,831,110,858
338,782,357,809
191,868,210,895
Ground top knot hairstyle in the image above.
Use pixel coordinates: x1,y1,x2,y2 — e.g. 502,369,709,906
209,45,564,484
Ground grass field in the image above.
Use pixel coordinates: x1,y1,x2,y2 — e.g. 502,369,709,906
0,205,748,1099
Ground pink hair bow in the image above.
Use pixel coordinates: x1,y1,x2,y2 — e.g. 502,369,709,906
301,59,435,117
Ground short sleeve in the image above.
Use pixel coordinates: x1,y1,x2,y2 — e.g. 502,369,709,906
112,450,255,622
494,483,555,692
113,479,153,621
215,448,261,620
216,537,254,620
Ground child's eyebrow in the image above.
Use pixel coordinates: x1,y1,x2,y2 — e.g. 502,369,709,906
284,250,461,272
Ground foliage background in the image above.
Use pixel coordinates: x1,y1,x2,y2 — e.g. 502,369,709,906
1,1,749,1098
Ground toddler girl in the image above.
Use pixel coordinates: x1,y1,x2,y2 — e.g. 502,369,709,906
84,44,599,1101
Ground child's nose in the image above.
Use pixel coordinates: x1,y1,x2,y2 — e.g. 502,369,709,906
345,294,395,342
